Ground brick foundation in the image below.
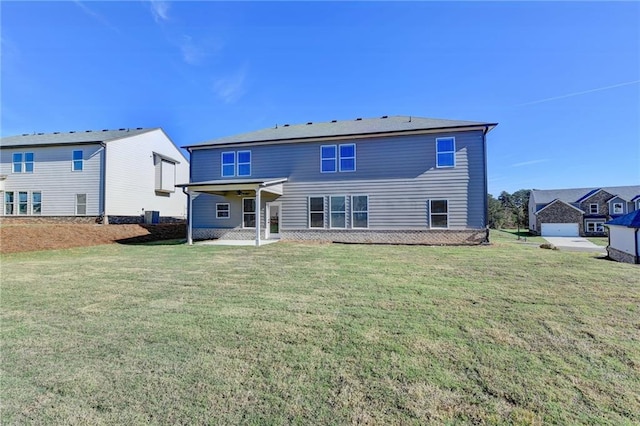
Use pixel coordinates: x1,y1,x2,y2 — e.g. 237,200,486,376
0,216,185,225
193,228,488,245
607,247,639,264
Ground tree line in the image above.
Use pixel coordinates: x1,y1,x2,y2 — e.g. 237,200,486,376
488,189,530,230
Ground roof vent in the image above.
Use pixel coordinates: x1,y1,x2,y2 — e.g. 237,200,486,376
307,122,313,125
37,132,44,135
331,120,337,123
22,133,29,136
356,118,362,121
102,129,108,132
136,127,142,130
70,131,76,133
283,124,290,127
85,130,92,132
381,115,388,119
119,128,125,131
54,132,60,134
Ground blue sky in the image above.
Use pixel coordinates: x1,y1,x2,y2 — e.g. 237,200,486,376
1,1,638,195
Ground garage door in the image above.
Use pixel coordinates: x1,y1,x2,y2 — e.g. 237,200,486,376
541,223,579,237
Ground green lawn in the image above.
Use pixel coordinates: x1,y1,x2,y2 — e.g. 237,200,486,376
2,233,639,425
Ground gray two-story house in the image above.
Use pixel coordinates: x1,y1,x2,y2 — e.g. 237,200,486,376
179,116,497,246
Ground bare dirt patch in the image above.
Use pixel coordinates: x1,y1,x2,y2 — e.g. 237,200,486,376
0,223,186,254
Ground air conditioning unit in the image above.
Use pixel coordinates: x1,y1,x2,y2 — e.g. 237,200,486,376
144,210,160,224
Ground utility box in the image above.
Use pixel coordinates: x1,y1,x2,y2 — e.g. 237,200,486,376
144,210,160,224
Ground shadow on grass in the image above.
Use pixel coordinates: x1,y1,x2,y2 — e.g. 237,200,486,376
115,224,187,246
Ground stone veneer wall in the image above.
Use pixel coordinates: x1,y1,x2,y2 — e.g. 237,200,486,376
607,246,639,264
579,191,612,217
535,202,584,235
193,228,488,245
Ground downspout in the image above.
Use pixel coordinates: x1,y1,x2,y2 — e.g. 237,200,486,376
482,126,489,243
255,187,263,247
182,187,192,245
100,142,108,224
635,228,639,264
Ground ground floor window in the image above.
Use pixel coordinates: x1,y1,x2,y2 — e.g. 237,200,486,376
585,220,604,233
351,195,368,228
4,192,14,215
429,199,449,228
330,196,346,228
309,196,325,228
76,194,87,215
18,192,28,215
32,192,42,215
243,198,256,228
216,203,230,219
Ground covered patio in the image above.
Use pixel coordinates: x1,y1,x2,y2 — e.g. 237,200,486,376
177,178,287,247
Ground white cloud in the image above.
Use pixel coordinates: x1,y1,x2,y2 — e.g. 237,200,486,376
518,80,640,106
150,0,170,23
213,67,248,103
73,1,120,33
510,159,550,168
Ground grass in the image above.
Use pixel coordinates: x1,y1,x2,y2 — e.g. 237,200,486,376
1,233,639,425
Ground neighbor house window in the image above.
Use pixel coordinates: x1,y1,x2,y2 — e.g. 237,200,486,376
585,220,604,233
216,203,230,219
12,152,34,173
330,196,346,228
242,198,256,228
4,192,14,215
429,199,449,228
321,145,337,173
76,194,87,215
18,191,28,215
589,203,598,214
72,150,83,171
221,152,235,177
351,195,368,228
309,196,325,228
237,151,251,176
32,192,42,215
339,144,356,172
436,137,455,168
612,203,624,214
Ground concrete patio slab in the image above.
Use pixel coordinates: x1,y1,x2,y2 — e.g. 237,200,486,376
543,237,606,253
195,239,280,246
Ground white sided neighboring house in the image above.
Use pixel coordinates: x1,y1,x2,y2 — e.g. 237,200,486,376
0,128,189,224
605,210,640,264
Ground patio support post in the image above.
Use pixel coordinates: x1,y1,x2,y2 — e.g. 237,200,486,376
255,188,262,247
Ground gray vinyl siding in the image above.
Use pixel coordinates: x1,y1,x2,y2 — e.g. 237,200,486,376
191,130,486,229
0,144,103,216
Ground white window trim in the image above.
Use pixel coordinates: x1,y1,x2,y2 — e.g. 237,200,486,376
216,203,230,219
72,150,84,172
12,152,34,174
221,151,236,177
242,197,256,229
320,145,337,173
589,203,598,214
585,219,605,233
17,191,28,215
75,194,87,216
237,150,251,177
429,199,449,229
351,194,369,229
308,196,325,229
31,191,42,215
339,143,356,172
435,137,456,168
612,202,624,214
4,191,15,215
329,195,347,229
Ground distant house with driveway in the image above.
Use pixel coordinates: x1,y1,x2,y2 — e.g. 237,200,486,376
605,210,640,264
528,186,640,237
179,115,497,246
0,128,189,224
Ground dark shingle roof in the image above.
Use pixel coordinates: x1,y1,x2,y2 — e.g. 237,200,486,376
1,128,157,148
185,115,497,148
531,186,640,204
606,210,640,228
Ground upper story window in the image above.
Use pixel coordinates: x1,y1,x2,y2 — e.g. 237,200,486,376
612,202,624,214
339,144,356,172
13,152,34,173
221,151,251,177
321,144,356,173
72,150,84,171
589,203,598,214
237,151,251,176
222,152,235,177
436,137,455,168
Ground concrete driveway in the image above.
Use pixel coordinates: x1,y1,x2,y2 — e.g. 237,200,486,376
543,236,607,253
